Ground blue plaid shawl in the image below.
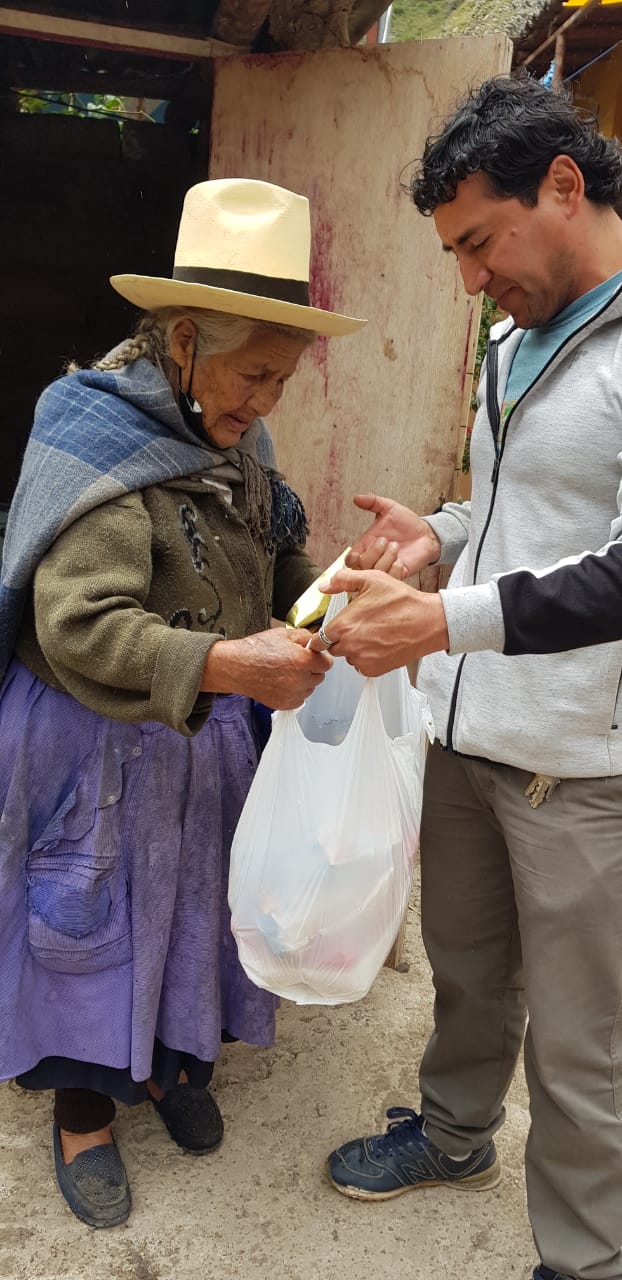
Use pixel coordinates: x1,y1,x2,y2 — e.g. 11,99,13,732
0,357,279,683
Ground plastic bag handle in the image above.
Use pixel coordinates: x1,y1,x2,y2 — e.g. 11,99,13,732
323,591,349,627
354,674,391,742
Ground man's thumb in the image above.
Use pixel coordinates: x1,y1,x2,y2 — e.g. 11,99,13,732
319,568,363,595
352,493,379,513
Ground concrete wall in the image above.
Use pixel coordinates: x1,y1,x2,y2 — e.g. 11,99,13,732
0,111,200,502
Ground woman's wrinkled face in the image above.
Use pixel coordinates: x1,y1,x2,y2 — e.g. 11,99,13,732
176,322,308,449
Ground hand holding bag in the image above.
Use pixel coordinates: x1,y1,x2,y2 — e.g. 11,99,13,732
228,595,434,1005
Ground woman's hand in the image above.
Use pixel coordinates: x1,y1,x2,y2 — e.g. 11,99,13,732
201,628,332,709
346,494,441,577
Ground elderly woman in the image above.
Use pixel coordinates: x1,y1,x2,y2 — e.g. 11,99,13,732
0,178,394,1228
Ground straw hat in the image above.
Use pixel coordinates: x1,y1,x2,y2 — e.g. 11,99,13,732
110,178,366,337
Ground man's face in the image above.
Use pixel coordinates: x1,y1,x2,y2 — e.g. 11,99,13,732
433,169,576,328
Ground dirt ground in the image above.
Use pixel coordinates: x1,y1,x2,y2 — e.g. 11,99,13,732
0,884,534,1280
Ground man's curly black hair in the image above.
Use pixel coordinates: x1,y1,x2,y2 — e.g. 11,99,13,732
411,74,622,216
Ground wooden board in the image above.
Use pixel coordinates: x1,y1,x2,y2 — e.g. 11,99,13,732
209,36,511,573
0,6,240,58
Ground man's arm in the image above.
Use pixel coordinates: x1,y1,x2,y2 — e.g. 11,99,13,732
442,492,622,655
312,528,622,673
495,539,622,655
421,501,472,569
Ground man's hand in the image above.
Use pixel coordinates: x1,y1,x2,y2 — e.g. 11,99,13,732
307,568,449,675
346,494,441,578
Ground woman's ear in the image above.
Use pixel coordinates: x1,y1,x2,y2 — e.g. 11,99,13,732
169,317,197,370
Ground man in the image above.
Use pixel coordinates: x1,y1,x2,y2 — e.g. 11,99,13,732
314,77,622,1280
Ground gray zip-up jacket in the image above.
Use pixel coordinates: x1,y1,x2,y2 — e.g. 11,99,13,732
418,284,622,777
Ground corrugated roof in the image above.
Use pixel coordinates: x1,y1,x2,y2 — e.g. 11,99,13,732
0,0,392,109
512,0,622,76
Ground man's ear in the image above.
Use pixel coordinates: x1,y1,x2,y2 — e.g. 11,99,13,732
546,154,584,216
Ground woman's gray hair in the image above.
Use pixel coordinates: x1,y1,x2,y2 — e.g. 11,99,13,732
91,307,316,372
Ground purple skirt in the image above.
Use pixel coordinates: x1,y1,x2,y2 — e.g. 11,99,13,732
0,661,277,1087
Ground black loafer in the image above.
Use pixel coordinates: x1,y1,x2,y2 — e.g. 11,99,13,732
152,1083,224,1154
53,1123,131,1228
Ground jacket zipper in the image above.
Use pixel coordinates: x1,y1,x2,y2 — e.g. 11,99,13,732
445,339,504,750
444,285,622,754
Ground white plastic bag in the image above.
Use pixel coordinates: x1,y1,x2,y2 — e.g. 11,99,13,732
228,594,434,1006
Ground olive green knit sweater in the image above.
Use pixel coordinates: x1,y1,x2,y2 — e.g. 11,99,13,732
16,475,318,736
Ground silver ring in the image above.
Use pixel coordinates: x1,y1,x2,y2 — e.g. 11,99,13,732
317,624,334,647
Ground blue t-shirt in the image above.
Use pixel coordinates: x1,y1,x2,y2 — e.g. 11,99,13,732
500,271,622,439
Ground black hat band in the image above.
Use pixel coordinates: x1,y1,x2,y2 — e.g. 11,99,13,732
173,265,310,307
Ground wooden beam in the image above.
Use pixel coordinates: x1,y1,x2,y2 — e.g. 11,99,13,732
521,0,601,67
0,7,244,61
551,31,566,88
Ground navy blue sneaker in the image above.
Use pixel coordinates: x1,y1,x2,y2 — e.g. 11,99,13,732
326,1106,501,1201
533,1267,573,1280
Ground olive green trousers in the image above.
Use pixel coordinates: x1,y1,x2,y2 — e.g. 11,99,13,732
419,742,622,1280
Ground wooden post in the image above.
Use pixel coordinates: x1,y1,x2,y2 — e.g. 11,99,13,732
521,0,600,69
552,32,566,91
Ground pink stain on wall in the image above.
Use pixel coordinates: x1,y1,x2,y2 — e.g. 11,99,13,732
234,52,300,74
247,119,274,167
311,435,345,550
309,213,347,400
310,215,335,312
310,336,330,398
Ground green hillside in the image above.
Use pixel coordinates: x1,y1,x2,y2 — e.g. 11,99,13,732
390,0,545,42
391,0,456,40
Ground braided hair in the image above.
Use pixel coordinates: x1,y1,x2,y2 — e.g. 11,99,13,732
69,308,315,373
